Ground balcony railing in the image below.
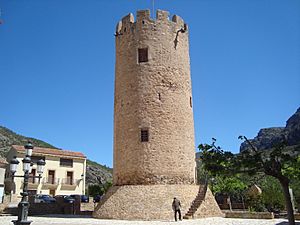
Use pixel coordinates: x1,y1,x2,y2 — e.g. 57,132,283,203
61,178,79,186
22,179,39,188
42,177,59,185
28,177,38,184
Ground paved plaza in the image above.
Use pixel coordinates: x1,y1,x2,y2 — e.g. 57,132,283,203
1,216,299,225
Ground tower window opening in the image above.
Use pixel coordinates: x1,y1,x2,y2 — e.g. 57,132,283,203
158,93,161,100
138,48,148,63
190,97,192,108
141,129,149,142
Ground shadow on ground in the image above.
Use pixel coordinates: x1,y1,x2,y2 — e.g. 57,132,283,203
33,214,93,218
276,222,300,225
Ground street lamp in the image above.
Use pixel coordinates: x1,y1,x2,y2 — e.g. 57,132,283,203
36,159,46,176
28,162,34,174
24,142,33,157
22,156,31,173
10,156,19,175
10,141,46,225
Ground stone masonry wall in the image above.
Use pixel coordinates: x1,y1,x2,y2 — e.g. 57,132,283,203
113,9,196,185
194,187,224,218
93,184,223,220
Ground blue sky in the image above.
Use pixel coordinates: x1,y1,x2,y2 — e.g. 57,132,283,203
0,0,299,168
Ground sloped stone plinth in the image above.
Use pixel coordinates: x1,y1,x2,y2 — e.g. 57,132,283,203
93,184,223,220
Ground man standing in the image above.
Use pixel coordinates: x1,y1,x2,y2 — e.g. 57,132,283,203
172,197,182,221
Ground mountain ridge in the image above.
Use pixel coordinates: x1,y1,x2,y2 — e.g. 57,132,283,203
240,107,300,152
0,125,112,186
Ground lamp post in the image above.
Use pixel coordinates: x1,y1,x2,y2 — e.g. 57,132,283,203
10,141,45,225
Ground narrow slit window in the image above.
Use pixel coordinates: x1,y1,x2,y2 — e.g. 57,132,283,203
138,48,148,63
190,97,192,108
141,129,149,142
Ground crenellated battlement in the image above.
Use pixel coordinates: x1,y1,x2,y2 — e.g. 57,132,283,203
115,9,187,36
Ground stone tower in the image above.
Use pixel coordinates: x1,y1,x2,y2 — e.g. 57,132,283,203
113,9,195,186
93,10,222,220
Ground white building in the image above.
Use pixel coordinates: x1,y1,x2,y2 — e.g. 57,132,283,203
0,156,7,203
6,145,86,199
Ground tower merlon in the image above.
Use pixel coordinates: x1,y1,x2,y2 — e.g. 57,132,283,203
172,15,185,27
156,9,169,21
115,9,188,35
136,9,151,21
122,13,134,25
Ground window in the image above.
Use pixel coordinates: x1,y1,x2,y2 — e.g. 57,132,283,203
138,48,148,63
48,170,55,184
60,158,73,167
141,129,149,142
29,169,36,184
66,171,74,185
190,97,192,108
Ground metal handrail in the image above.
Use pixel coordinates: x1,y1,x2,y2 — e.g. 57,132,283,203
61,178,78,185
42,177,59,185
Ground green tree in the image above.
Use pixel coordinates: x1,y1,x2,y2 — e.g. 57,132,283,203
260,176,285,211
212,175,247,211
199,138,300,225
88,181,112,197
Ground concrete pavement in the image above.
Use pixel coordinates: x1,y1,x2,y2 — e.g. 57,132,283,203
1,215,300,225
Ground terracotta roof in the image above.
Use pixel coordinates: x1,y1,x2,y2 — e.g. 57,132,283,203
12,145,86,159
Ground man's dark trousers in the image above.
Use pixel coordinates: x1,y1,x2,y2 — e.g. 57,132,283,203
174,209,181,221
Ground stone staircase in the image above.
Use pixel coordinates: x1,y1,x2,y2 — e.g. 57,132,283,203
183,183,208,219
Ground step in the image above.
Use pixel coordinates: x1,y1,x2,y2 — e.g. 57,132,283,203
183,215,192,219
183,215,193,220
0,213,14,216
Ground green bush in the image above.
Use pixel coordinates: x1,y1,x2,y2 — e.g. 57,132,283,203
87,181,112,197
260,176,285,211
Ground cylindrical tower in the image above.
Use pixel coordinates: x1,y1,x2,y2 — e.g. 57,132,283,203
113,9,195,185
94,10,223,220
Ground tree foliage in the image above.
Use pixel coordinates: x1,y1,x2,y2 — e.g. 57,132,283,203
260,176,285,211
199,137,300,225
212,175,247,197
87,181,112,197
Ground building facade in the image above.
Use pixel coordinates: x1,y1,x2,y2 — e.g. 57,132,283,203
0,157,7,203
6,145,86,199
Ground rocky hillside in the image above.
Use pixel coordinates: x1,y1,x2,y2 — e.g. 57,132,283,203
0,126,112,185
0,126,55,157
240,107,300,152
86,159,112,185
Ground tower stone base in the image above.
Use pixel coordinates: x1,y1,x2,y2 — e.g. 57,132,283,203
93,184,223,220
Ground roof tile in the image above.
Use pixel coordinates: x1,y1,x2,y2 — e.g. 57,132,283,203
12,145,86,159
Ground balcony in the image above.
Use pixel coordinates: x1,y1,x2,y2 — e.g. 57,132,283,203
42,177,59,188
61,178,79,186
60,178,80,190
21,178,39,189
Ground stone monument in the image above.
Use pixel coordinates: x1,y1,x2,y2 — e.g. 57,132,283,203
93,9,222,220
